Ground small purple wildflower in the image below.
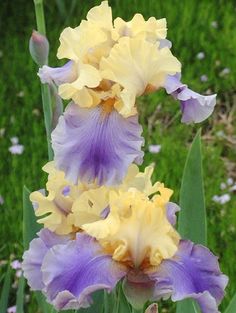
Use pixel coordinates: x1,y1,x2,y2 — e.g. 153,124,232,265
212,194,231,204
7,306,16,313
9,144,24,155
200,75,208,82
11,260,22,270
148,145,161,154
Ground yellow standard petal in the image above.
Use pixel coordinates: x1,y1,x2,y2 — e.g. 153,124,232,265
86,1,113,31
113,14,167,42
100,37,181,117
70,163,160,229
58,63,101,107
57,1,112,62
30,162,82,235
82,187,180,269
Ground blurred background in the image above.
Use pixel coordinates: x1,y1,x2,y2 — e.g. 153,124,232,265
0,0,235,312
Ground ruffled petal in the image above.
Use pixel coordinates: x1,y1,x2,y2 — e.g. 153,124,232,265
100,37,181,117
51,102,144,186
86,0,113,31
38,61,77,85
180,92,216,124
22,229,69,290
149,240,228,313
42,233,127,310
113,14,167,42
165,75,216,124
83,189,180,268
57,25,107,62
30,162,82,235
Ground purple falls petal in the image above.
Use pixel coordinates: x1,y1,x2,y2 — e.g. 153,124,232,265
41,233,127,310
51,102,144,186
22,229,70,290
166,202,180,225
149,240,228,313
38,61,77,86
165,74,216,124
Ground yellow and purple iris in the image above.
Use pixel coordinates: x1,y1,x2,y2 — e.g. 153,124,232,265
38,1,216,187
22,175,227,312
37,1,183,186
23,3,225,312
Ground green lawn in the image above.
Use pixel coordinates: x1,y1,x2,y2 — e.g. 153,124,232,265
0,0,235,312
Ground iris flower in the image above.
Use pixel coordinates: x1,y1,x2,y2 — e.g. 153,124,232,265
23,182,227,312
37,1,182,186
37,1,216,187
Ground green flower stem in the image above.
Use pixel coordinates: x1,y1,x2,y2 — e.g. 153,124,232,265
34,0,46,35
33,0,53,160
41,84,53,160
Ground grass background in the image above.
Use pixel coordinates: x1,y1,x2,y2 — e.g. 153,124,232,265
0,0,235,312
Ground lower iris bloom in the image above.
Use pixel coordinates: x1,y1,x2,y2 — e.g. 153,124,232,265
22,185,227,312
30,162,158,235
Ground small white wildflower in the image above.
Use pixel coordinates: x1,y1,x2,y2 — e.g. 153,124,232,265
219,68,230,77
219,194,231,204
148,144,161,154
196,52,205,60
216,130,225,138
200,75,208,82
10,137,19,145
211,21,218,28
212,195,220,202
9,144,24,155
227,178,234,186
17,91,25,98
220,182,227,190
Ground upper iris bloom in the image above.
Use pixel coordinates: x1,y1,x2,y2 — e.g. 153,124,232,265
22,184,227,312
38,1,181,186
38,1,215,186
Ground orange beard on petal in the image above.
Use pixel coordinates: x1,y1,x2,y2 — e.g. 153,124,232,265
101,98,116,114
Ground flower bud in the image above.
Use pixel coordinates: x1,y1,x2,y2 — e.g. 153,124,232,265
145,304,158,313
29,30,49,66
